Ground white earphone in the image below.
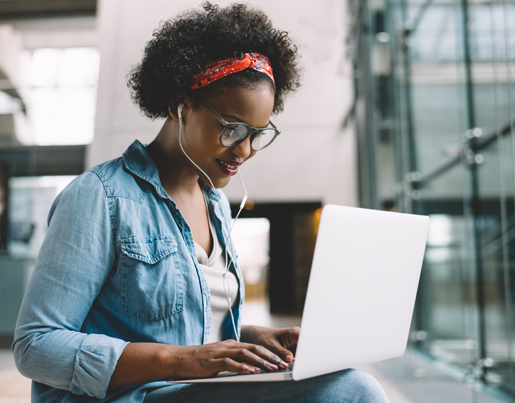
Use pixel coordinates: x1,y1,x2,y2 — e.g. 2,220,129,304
176,103,247,342
177,103,184,120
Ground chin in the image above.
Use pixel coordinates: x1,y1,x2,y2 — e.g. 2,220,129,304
215,177,231,189
201,174,231,189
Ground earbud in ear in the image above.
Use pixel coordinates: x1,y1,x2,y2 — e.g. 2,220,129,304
177,103,185,121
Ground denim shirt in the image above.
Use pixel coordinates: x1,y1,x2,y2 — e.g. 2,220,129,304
12,140,245,403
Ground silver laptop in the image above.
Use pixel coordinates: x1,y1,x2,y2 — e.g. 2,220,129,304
170,205,429,383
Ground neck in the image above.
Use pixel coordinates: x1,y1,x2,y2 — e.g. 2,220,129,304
147,118,201,199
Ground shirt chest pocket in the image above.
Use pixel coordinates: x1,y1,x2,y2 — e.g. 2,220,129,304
120,235,183,321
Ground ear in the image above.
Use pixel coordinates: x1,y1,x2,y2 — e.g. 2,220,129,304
168,99,190,123
168,105,180,122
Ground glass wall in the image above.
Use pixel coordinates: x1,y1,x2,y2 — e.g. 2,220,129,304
0,42,97,342
0,176,76,338
25,47,100,145
349,0,515,398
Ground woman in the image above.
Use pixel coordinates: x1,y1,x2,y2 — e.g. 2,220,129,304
13,3,389,402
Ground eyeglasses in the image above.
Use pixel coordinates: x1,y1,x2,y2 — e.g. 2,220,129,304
197,99,281,151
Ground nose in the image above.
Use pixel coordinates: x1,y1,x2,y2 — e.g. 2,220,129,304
231,135,254,159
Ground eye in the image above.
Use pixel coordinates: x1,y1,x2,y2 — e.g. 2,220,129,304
220,125,240,144
250,128,278,150
230,125,248,137
224,125,240,137
226,124,239,133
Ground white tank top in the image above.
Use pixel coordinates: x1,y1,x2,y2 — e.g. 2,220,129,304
194,196,239,343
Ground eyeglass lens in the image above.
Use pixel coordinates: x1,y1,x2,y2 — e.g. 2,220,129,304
221,125,277,150
250,129,277,150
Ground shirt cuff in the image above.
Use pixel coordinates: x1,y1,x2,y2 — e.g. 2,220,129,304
70,333,129,399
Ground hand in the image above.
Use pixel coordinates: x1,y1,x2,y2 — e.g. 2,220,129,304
168,339,290,379
240,325,300,364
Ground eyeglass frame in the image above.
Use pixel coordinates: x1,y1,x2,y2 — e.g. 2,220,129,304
196,98,281,151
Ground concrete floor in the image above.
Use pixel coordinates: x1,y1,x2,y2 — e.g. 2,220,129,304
0,300,510,403
0,349,30,403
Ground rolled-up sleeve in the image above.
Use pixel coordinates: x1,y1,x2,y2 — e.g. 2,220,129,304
70,334,127,397
12,171,129,399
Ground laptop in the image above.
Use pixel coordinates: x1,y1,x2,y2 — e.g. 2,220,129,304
169,205,429,383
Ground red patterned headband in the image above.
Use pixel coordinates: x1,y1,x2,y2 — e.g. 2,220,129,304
190,53,275,89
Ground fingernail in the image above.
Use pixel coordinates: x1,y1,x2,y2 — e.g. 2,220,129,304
279,361,289,368
268,363,278,370
245,366,256,373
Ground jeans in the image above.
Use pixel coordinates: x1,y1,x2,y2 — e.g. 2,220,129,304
143,369,390,403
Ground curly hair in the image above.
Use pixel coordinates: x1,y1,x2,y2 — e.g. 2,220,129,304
127,2,301,119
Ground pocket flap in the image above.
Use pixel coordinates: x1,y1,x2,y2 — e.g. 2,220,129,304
121,235,177,264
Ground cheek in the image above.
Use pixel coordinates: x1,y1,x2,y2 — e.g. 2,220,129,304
187,124,220,151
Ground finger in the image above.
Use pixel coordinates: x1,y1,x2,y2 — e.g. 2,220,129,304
216,357,256,374
279,326,301,347
245,343,291,368
287,344,297,357
228,344,285,371
262,339,294,365
289,326,301,338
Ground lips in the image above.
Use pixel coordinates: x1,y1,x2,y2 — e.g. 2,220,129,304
216,159,242,176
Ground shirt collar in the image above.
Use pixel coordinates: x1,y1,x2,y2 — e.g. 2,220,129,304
122,140,169,200
122,139,221,202
199,178,221,201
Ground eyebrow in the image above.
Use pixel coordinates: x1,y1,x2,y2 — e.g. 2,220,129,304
221,114,248,124
222,114,271,129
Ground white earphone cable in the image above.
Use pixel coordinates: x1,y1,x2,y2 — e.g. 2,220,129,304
177,104,246,342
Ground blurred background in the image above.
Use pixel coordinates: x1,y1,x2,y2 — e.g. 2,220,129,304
0,0,514,402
